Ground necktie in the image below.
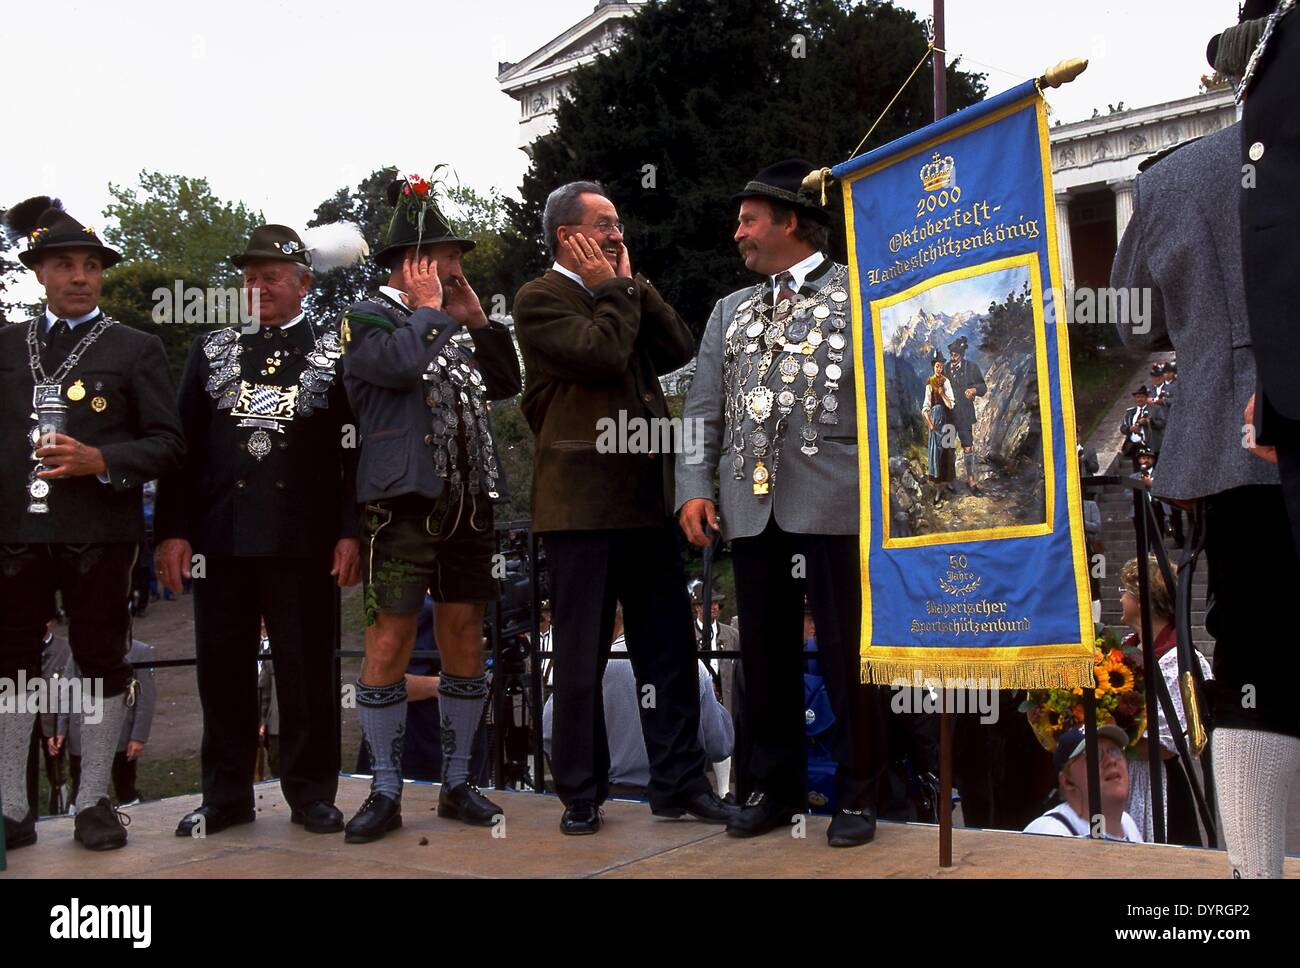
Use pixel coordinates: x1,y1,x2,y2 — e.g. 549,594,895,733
42,319,69,372
773,271,796,323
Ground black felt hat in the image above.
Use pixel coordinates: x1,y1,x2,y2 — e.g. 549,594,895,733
231,224,310,268
947,336,970,356
1207,0,1280,70
4,196,121,269
373,176,475,270
732,158,831,224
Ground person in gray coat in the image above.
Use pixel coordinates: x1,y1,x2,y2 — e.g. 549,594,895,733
1111,118,1296,878
678,160,887,848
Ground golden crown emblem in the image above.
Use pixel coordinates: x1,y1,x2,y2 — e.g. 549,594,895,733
920,152,956,192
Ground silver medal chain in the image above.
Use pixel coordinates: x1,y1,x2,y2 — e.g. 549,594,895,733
26,315,114,390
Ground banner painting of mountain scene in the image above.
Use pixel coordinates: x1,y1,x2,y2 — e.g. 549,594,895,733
831,80,1094,689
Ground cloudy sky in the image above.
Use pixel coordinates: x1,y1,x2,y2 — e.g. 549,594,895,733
4,0,1236,245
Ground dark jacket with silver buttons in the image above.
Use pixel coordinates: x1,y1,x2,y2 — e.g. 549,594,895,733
155,318,359,558
342,297,521,505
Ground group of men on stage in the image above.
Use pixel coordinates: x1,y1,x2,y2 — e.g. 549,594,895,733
1,157,887,854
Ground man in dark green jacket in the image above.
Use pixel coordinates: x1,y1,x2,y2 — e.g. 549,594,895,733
514,180,736,835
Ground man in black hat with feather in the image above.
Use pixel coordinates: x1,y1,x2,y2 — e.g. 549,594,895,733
339,172,521,843
155,222,367,839
0,196,183,852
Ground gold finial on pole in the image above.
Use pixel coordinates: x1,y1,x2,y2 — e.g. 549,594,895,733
1041,58,1089,89
802,167,835,206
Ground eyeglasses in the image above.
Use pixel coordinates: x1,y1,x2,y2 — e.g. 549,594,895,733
569,219,625,236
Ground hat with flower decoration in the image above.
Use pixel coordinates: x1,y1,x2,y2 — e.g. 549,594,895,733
3,196,121,269
373,168,476,270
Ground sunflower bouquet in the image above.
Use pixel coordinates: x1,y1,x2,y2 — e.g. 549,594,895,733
1020,625,1146,754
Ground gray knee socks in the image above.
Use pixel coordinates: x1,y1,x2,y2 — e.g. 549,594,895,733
438,672,489,788
357,679,407,799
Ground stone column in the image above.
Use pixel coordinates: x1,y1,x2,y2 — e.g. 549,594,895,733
1112,180,1135,243
1054,193,1075,294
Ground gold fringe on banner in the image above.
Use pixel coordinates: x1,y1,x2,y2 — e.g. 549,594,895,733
861,657,1097,691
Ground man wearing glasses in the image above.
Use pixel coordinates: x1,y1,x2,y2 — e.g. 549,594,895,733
513,181,736,835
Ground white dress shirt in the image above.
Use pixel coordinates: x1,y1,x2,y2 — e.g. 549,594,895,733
551,261,591,295
771,250,826,302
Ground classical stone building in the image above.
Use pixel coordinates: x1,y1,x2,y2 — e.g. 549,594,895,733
497,1,646,152
1048,88,1238,294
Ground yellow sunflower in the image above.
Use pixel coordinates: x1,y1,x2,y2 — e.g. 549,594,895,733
1098,659,1135,695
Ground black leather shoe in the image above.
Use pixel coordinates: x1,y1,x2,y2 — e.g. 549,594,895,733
827,807,877,847
290,800,344,834
175,803,255,838
3,811,36,850
725,791,796,838
560,799,602,835
344,792,402,844
437,783,504,827
74,798,129,851
652,789,740,824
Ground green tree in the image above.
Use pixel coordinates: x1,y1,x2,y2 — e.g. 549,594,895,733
0,207,31,325
504,0,986,331
97,173,261,384
102,171,262,289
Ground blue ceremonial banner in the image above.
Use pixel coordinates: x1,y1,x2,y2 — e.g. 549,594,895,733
831,80,1094,689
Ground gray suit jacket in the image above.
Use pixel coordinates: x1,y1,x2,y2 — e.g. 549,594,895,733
1111,123,1278,500
677,260,859,540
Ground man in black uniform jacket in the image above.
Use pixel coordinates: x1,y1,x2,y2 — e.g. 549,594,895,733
0,197,183,852
156,225,364,838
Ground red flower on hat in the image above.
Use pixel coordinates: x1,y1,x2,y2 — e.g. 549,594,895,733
406,175,432,197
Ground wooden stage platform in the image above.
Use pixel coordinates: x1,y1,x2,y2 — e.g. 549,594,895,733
3,775,1293,878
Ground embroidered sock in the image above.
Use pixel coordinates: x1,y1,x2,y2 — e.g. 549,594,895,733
1213,726,1300,879
75,688,129,810
0,697,36,821
438,672,489,788
356,679,407,799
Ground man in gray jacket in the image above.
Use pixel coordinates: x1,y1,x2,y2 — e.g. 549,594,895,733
678,160,887,847
1111,118,1295,878
341,175,520,843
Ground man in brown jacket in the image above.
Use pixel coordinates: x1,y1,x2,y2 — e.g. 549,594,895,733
513,180,736,834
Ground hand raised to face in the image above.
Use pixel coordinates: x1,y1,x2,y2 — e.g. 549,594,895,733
562,233,616,289
403,251,443,310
